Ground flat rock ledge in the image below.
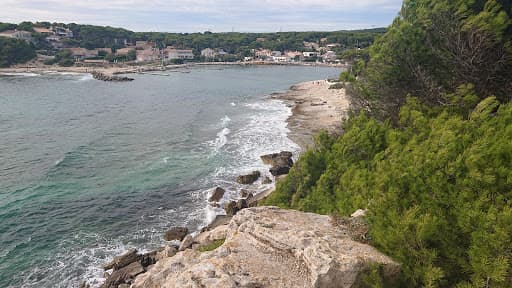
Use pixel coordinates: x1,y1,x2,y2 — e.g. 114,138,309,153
132,207,400,288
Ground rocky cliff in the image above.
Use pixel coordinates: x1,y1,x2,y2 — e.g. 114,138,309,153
131,207,399,288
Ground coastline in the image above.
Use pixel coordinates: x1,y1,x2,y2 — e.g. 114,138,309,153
273,80,351,150
0,62,345,77
94,79,354,287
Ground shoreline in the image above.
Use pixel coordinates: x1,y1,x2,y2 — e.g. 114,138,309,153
273,80,351,150
94,78,352,287
0,62,345,77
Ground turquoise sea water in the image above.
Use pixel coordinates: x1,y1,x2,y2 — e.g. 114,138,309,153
0,65,340,287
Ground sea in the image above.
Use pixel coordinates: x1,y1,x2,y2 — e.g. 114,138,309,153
0,65,341,287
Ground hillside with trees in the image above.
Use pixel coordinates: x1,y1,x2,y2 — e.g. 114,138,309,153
0,37,36,67
264,0,512,287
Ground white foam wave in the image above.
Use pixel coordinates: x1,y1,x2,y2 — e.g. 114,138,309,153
230,102,236,107
163,157,170,164
211,127,230,152
220,115,231,127
0,72,39,77
77,74,94,81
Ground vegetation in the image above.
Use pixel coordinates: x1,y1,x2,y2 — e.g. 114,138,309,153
197,239,225,252
0,37,36,67
264,0,512,287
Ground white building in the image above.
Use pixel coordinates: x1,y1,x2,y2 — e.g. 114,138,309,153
303,51,318,58
166,49,194,60
201,48,216,58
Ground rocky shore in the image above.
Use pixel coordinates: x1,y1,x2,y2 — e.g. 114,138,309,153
93,206,400,288
89,80,392,288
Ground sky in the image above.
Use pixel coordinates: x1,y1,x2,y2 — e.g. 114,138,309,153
0,0,403,32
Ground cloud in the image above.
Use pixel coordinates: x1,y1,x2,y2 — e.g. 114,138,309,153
0,0,402,32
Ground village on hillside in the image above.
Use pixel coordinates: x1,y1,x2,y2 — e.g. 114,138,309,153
0,23,374,68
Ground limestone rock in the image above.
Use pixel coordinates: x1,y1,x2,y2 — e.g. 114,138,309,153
103,248,139,271
164,227,188,241
156,245,178,261
209,187,225,202
102,261,144,288
236,171,261,184
260,151,293,166
262,176,273,184
132,207,400,288
351,209,367,218
179,235,194,251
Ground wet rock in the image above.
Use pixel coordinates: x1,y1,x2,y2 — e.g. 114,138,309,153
262,176,272,184
92,71,134,82
224,201,238,216
101,261,144,288
236,199,248,211
164,227,189,241
239,189,251,198
260,151,293,167
262,151,294,177
236,171,261,184
269,165,291,176
209,187,225,202
179,235,194,251
139,250,158,268
103,249,139,271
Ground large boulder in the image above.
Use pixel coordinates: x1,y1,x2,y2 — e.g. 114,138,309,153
269,165,290,176
132,207,400,288
223,201,238,216
236,171,261,184
262,151,294,176
103,249,139,271
209,187,225,202
164,227,189,241
260,151,293,166
101,261,144,288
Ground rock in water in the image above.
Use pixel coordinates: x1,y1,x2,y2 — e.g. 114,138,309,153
132,207,400,288
223,201,239,216
164,227,189,241
103,249,139,271
236,171,261,184
269,165,290,176
209,187,225,202
261,151,294,176
262,176,273,184
260,151,293,166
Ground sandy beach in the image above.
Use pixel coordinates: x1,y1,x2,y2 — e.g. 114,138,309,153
272,80,351,149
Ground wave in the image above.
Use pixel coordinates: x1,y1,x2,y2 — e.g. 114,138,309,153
0,72,40,77
211,127,230,152
220,115,231,127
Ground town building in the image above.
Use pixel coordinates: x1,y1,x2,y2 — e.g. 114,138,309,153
136,49,160,62
322,51,338,62
33,27,53,34
67,48,98,61
116,48,135,56
165,48,194,60
201,48,216,58
303,51,318,58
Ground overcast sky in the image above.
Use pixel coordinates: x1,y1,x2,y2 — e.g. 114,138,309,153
0,0,403,32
